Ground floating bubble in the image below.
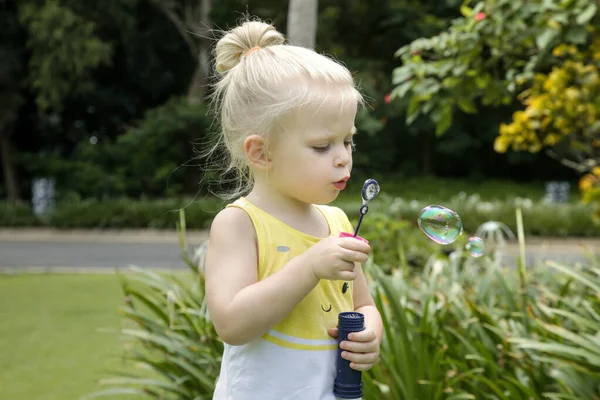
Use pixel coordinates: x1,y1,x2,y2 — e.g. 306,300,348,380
465,236,484,257
417,205,463,245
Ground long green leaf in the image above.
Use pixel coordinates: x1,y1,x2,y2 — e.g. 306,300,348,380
546,262,600,294
537,322,600,358
511,339,600,366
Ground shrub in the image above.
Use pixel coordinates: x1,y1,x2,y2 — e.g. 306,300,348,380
0,201,41,227
85,211,222,399
89,210,600,399
2,192,598,238
363,243,600,398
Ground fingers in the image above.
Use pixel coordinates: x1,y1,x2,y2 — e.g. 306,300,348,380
350,360,378,371
340,338,378,354
335,260,359,280
339,260,356,271
338,237,371,254
347,329,377,343
337,270,357,281
340,330,380,371
327,327,339,338
340,330,379,358
341,350,379,371
340,248,369,264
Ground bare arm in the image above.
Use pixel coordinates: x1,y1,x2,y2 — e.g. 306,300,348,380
204,207,319,345
352,263,383,342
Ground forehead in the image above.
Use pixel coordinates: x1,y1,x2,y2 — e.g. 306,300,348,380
291,90,358,136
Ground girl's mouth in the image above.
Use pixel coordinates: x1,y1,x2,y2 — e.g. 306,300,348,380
333,181,347,190
333,176,350,190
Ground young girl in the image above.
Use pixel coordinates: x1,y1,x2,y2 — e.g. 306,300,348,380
205,18,383,400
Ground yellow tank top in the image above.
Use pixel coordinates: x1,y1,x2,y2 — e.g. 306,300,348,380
226,197,355,350
213,197,358,399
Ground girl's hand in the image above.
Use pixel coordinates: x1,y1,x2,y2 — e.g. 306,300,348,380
302,236,370,282
327,327,380,371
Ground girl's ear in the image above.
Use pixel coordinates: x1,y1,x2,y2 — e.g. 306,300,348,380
244,135,271,170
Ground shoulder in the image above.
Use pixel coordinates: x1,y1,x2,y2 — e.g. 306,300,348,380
317,204,351,222
316,204,354,231
208,205,257,244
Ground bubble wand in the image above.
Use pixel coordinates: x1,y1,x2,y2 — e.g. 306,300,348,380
334,179,380,400
353,179,380,237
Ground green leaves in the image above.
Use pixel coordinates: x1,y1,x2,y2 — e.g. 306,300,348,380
391,0,600,137
87,210,223,399
576,3,598,25
363,228,600,399
536,28,559,51
81,207,600,399
17,1,112,112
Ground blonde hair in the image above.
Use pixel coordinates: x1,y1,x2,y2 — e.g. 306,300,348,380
208,18,363,199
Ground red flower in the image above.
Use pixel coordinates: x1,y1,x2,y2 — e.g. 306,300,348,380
384,93,391,104
411,50,420,56
475,12,486,21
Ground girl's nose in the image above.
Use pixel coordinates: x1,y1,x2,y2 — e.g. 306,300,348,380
334,145,351,167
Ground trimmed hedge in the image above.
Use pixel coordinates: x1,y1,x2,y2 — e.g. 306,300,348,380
1,193,599,237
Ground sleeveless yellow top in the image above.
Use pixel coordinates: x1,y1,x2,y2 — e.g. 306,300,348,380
212,197,357,400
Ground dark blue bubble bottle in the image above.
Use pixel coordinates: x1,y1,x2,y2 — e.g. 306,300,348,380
334,311,365,399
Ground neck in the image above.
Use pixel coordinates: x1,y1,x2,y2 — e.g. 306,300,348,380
246,177,313,218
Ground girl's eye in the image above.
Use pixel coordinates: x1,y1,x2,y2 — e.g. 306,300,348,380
313,145,330,153
345,141,356,151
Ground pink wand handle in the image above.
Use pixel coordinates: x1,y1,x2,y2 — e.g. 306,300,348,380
339,232,369,243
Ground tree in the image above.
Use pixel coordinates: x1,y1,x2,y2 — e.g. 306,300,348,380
287,0,318,49
0,2,25,201
390,0,598,131
495,36,600,218
1,0,112,201
18,1,113,113
494,39,600,170
0,0,113,201
389,0,599,202
149,0,213,102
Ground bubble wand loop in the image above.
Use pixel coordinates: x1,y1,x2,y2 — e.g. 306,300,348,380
353,179,379,237
334,179,380,400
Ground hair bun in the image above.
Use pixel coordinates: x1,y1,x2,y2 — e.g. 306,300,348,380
215,20,286,75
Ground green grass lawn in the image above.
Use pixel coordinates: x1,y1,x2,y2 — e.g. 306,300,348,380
0,274,134,400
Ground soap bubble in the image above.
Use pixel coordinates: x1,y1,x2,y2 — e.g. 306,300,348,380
465,236,484,257
417,205,463,245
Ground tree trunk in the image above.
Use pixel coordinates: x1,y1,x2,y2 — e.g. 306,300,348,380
287,0,318,49
187,0,212,103
0,131,20,202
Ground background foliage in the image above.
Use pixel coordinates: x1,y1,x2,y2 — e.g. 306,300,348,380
1,0,585,206
86,211,600,399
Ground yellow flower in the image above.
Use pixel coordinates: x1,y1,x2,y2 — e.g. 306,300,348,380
513,111,526,123
541,116,552,129
543,134,559,146
580,175,593,191
494,136,509,153
565,87,580,101
552,44,575,57
528,96,545,110
590,38,600,60
529,142,542,153
499,123,516,136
